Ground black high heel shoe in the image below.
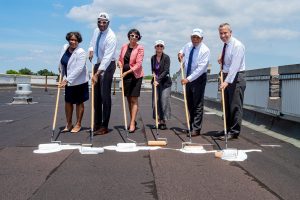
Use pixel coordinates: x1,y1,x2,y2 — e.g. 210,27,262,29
128,127,136,133
127,121,137,130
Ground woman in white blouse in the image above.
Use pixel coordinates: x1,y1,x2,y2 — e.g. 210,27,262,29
58,32,89,133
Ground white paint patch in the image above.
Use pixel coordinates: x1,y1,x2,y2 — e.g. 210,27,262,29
33,143,104,154
7,102,38,105
180,148,207,154
137,146,161,151
260,144,281,148
0,120,13,123
116,143,139,152
103,146,117,151
33,143,61,154
103,143,162,153
204,112,216,115
221,149,262,162
79,147,104,154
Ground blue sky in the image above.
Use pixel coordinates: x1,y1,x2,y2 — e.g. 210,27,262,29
1,0,300,76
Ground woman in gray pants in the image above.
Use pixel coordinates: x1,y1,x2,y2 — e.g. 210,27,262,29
151,40,172,130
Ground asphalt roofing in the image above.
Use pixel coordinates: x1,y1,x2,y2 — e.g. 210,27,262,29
0,88,299,200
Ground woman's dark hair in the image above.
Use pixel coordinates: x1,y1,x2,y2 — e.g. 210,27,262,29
127,28,142,41
66,32,82,43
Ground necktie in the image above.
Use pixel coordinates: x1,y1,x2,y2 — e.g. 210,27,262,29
186,46,195,77
95,32,102,58
221,43,227,69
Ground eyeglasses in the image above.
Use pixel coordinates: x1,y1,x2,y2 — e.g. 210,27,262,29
156,45,164,48
97,21,108,25
130,34,139,39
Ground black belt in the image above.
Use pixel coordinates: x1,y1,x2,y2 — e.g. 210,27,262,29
223,71,244,76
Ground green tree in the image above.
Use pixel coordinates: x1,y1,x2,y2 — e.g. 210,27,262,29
6,70,19,74
144,75,153,80
37,69,57,76
18,67,33,75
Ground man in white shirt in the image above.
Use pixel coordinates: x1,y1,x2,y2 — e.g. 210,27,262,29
178,28,210,136
215,23,246,140
89,12,117,135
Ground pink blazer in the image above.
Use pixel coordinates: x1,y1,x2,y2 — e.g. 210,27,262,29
119,43,144,78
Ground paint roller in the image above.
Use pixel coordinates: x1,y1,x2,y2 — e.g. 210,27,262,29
179,61,204,151
215,148,238,159
146,73,167,146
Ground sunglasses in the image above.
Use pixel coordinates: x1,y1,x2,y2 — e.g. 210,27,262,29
97,21,108,25
130,34,139,39
156,45,164,48
69,38,78,42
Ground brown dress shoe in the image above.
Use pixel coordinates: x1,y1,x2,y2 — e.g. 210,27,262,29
188,130,200,137
93,127,109,136
219,134,238,140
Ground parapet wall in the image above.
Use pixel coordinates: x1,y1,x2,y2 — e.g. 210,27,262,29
0,74,58,87
172,64,300,139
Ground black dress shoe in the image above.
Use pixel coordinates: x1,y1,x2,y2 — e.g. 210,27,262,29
187,130,200,137
159,124,167,130
219,134,238,140
214,131,225,137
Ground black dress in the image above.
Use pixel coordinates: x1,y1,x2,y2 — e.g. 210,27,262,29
61,48,89,104
123,46,143,97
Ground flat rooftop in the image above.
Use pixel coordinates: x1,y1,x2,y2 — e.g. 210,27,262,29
0,88,299,200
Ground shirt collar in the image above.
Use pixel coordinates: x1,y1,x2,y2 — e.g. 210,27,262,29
191,42,201,49
99,27,109,34
226,36,234,45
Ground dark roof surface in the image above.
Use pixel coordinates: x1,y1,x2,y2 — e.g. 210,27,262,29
0,88,299,200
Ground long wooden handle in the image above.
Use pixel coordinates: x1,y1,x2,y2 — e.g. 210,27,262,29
120,66,128,130
153,74,159,129
219,66,227,134
91,64,95,132
180,62,190,131
52,72,62,131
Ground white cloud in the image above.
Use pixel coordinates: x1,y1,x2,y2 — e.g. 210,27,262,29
65,0,300,74
253,28,300,40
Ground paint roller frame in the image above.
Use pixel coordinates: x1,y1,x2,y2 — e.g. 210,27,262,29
179,61,204,151
118,65,166,146
49,61,93,151
147,73,167,146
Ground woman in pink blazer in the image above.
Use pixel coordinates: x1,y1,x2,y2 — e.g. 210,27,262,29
118,29,144,133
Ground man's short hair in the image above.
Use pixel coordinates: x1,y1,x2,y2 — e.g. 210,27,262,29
219,23,232,32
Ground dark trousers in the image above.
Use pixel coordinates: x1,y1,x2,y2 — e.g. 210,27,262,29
224,72,246,135
94,61,116,128
186,73,207,132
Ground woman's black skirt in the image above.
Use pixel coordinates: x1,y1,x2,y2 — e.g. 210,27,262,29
123,75,143,97
65,82,89,104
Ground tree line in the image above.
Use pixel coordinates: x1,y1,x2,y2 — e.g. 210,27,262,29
6,68,58,76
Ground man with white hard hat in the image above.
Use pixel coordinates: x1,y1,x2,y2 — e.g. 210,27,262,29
89,12,117,135
178,28,210,136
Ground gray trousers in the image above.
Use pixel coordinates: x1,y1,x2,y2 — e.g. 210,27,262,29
224,72,246,135
186,73,207,132
94,61,116,128
152,85,171,121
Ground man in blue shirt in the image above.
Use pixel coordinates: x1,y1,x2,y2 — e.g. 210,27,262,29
89,12,117,135
178,28,210,136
